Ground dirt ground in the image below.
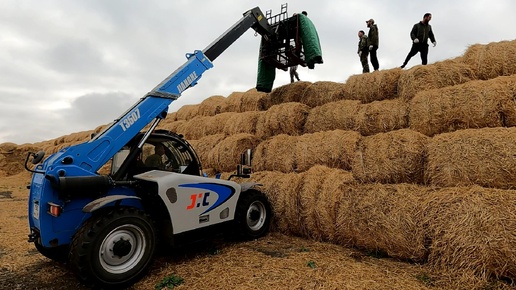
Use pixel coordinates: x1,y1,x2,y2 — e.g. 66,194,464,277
0,174,513,290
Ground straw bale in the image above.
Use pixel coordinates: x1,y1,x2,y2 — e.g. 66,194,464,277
253,134,298,172
423,186,516,279
255,102,310,139
304,100,361,133
294,130,361,172
198,95,226,117
160,120,187,136
299,81,349,108
263,81,312,109
297,166,335,239
398,58,476,100
410,76,516,136
352,129,429,184
335,183,431,261
175,104,200,121
188,134,226,167
0,144,39,176
297,166,355,241
223,111,264,136
356,98,409,136
462,40,516,80
247,170,304,235
240,88,268,112
206,133,261,173
167,111,177,122
345,68,402,102
426,127,516,189
223,91,245,113
179,112,235,140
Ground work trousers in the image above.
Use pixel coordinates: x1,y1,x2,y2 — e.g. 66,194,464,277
403,43,429,66
360,51,370,73
369,46,379,70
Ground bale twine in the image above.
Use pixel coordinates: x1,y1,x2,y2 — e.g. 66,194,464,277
299,81,349,108
223,91,245,113
426,127,516,189
197,95,226,117
462,40,516,80
345,68,402,103
304,100,361,133
356,98,409,136
223,111,264,136
206,133,261,173
240,88,268,112
352,129,429,184
335,183,431,261
180,112,235,140
255,102,310,139
410,76,516,136
263,81,312,109
253,134,298,173
294,130,361,172
175,104,200,121
398,58,476,100
423,186,516,280
188,134,226,168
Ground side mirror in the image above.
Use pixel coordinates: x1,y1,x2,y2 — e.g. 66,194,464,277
236,149,252,176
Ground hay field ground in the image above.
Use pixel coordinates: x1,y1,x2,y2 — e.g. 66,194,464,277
0,175,511,290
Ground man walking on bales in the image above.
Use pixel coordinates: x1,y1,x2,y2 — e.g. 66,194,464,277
290,65,300,83
357,30,370,73
366,19,379,71
401,13,437,68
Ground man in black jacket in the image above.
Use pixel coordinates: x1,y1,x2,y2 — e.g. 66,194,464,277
401,13,436,68
366,19,379,71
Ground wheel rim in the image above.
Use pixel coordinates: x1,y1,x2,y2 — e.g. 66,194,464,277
99,224,146,274
246,200,267,231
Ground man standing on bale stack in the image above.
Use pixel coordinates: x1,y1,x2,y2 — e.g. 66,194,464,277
401,13,437,68
357,30,370,73
366,18,379,71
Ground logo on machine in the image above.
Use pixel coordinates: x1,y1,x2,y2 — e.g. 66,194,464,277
118,108,141,132
179,183,235,215
187,192,210,210
177,71,198,93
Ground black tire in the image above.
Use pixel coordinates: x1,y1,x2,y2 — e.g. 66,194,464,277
34,239,68,263
234,190,272,239
69,207,156,289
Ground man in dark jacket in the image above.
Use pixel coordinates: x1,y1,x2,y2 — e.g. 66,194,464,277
401,13,436,68
357,30,370,73
366,19,379,71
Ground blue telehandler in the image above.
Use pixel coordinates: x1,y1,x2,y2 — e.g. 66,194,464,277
24,5,309,289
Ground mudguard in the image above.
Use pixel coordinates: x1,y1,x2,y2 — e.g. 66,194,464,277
82,195,141,213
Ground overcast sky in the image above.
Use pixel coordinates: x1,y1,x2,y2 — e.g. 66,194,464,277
1,0,514,145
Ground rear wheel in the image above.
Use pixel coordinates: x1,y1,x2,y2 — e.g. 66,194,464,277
69,207,156,289
235,190,272,239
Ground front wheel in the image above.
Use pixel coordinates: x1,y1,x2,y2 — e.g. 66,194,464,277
234,190,272,239
69,207,156,289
